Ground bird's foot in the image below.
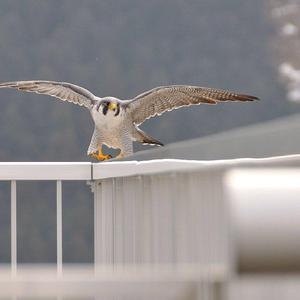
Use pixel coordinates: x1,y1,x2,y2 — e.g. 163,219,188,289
89,151,112,161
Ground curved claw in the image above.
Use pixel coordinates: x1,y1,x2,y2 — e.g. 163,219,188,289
89,151,112,161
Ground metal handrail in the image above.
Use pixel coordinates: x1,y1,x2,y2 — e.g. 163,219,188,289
1,154,300,180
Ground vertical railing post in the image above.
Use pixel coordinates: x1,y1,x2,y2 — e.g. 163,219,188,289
93,180,101,270
56,180,63,276
11,180,17,277
92,179,115,268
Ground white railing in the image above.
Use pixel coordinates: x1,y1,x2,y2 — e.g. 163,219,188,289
2,154,300,299
0,162,92,277
0,265,225,299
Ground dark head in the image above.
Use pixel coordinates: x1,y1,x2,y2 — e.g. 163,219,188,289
96,99,120,116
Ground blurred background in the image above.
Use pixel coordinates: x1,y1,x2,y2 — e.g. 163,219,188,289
0,0,299,265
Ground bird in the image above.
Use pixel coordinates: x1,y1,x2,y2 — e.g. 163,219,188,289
0,80,259,160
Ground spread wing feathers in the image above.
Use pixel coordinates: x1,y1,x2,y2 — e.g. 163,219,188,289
127,85,259,125
0,80,96,108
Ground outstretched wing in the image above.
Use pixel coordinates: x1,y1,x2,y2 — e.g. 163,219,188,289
0,80,97,108
127,85,259,125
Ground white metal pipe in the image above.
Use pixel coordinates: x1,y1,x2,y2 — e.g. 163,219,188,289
0,162,92,180
0,265,225,299
225,168,300,272
11,180,17,277
0,155,300,181
94,181,100,268
56,181,63,276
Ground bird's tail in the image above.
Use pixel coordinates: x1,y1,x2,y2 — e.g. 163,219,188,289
133,126,164,146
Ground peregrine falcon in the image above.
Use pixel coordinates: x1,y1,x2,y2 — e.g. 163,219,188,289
0,81,258,160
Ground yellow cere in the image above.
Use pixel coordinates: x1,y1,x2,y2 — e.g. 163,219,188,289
108,102,118,110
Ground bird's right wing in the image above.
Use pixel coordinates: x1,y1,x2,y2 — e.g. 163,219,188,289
0,80,97,109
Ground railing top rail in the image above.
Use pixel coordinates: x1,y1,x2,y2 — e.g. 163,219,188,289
0,264,225,298
0,162,92,180
1,154,300,180
0,263,226,278
94,154,300,179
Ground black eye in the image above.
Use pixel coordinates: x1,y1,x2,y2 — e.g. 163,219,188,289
114,104,120,116
102,103,108,115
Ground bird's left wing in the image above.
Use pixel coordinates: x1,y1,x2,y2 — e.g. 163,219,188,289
0,80,97,108
126,85,259,125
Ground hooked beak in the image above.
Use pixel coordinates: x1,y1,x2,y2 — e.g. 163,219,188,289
108,102,118,111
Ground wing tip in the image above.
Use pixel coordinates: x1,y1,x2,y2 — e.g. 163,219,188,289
235,94,260,101
0,81,17,88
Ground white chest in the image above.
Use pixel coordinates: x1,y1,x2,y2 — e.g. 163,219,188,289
92,109,129,148
91,109,125,134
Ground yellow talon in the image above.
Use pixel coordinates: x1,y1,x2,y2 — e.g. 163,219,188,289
89,148,112,161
